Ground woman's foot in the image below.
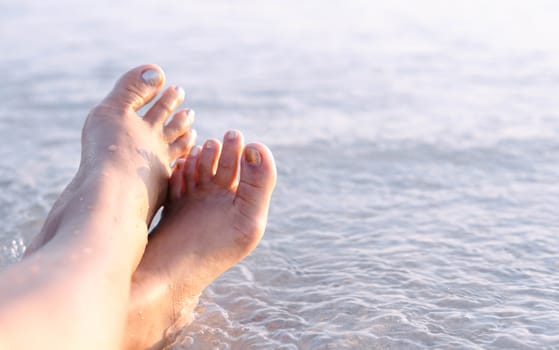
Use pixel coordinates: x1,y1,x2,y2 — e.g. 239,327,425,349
125,130,277,349
25,64,196,267
7,65,196,350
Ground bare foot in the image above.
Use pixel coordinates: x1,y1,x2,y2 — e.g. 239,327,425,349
25,64,196,267
125,130,277,349
7,65,196,350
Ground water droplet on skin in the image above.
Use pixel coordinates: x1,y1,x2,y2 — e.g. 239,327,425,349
79,196,84,201
107,145,118,152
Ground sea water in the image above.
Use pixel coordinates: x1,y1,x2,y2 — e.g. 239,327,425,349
1,0,558,348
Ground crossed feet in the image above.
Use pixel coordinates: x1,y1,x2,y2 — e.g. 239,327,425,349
24,65,276,350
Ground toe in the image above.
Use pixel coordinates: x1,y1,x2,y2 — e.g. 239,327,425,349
214,130,243,189
100,64,165,112
169,159,186,200
184,146,202,193
198,139,222,187
234,143,277,237
169,129,197,160
164,109,195,142
144,86,185,125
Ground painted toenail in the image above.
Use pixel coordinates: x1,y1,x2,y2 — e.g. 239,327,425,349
141,69,162,86
226,130,238,140
245,147,261,166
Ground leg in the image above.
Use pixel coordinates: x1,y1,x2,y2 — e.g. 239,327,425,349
0,65,195,350
125,130,276,349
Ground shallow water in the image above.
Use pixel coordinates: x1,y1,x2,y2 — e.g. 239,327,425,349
1,0,559,348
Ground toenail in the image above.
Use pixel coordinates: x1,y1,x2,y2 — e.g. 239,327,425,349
226,130,238,140
186,109,195,122
190,129,198,140
205,140,217,149
141,69,162,86
245,147,261,166
190,146,200,157
174,86,185,99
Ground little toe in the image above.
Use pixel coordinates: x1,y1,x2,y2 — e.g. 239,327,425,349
169,129,197,160
198,139,222,187
100,64,165,112
235,143,277,239
164,109,195,142
184,146,202,193
169,159,186,200
214,130,243,189
144,86,185,125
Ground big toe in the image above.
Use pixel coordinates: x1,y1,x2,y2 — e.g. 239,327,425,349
234,143,277,244
101,64,165,111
